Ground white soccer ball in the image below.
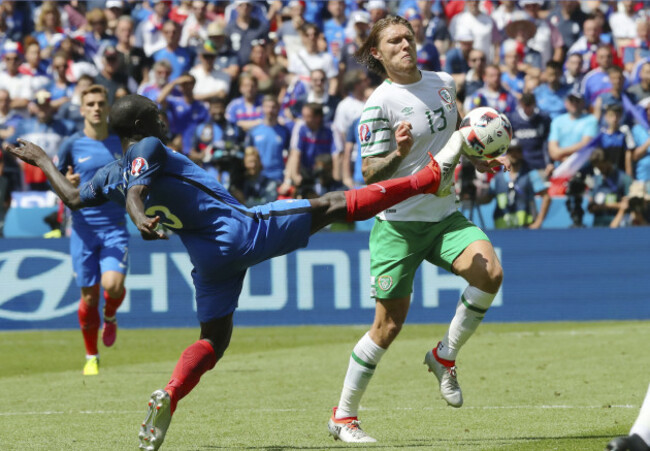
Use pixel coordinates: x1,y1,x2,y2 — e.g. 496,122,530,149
459,107,513,160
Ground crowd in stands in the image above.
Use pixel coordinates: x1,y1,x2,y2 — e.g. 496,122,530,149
1,0,650,236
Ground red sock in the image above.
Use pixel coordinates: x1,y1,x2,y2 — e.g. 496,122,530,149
103,288,126,318
344,160,441,221
433,346,455,367
78,300,100,356
164,340,217,414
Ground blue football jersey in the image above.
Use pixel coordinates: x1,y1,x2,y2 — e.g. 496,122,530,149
79,137,314,322
56,132,126,227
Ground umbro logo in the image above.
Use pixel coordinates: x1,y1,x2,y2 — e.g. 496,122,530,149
401,106,414,116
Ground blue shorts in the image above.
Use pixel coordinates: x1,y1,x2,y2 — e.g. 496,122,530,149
184,199,312,323
70,224,130,288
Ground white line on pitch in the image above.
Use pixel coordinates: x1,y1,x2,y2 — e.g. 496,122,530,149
0,405,637,416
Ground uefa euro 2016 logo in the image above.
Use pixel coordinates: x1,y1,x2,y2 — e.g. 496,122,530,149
359,124,371,143
131,157,148,177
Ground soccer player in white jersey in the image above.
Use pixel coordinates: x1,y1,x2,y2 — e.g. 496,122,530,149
328,15,510,443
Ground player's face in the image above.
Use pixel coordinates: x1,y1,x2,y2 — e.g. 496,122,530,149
81,92,109,126
373,24,417,77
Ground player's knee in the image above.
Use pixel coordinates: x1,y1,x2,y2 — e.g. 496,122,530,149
103,284,125,299
80,292,99,306
200,314,234,360
372,321,403,347
480,262,503,294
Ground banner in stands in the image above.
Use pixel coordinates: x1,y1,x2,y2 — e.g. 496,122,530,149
0,228,648,330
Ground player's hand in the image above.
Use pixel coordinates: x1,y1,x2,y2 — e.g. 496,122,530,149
394,121,413,158
2,139,48,166
137,215,169,240
469,155,511,174
65,165,81,187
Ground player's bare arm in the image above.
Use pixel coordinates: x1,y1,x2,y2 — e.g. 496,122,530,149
126,184,168,241
3,139,85,209
362,121,413,184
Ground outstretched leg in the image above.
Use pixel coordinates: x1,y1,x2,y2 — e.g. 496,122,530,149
309,132,465,233
309,156,441,233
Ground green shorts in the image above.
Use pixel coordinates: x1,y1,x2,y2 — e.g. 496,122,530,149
369,211,490,299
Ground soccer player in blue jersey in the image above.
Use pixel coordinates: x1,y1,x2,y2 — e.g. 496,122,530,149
5,93,467,451
55,85,128,376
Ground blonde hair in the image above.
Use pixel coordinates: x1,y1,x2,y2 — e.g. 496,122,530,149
36,2,62,33
81,84,109,104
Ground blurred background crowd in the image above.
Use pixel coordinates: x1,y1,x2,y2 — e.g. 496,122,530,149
1,0,650,236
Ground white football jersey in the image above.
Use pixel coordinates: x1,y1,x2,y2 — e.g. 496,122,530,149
359,71,459,222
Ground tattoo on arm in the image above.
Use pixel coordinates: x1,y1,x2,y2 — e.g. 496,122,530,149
362,150,404,184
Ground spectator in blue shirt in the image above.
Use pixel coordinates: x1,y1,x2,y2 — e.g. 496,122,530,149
507,93,552,176
280,102,337,196
534,60,571,119
444,32,474,98
582,44,615,109
323,0,347,66
83,8,117,60
631,99,650,182
500,39,525,99
587,148,632,227
548,87,599,163
137,59,176,102
191,96,245,171
245,95,290,183
592,66,634,126
592,104,636,175
225,72,264,132
11,90,75,190
240,146,279,207
464,64,517,114
224,0,269,66
153,20,194,81
157,73,209,155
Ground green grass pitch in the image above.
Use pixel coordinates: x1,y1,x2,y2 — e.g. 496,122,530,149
1,321,648,450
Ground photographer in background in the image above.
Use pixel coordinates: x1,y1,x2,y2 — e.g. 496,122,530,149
587,148,632,227
610,180,650,228
191,96,246,198
480,139,549,229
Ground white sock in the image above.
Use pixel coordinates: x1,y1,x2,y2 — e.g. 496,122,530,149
336,332,386,419
630,383,650,446
437,286,495,361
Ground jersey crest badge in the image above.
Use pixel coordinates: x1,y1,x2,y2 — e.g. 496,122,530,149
438,88,453,104
130,157,148,177
359,123,372,143
377,275,393,291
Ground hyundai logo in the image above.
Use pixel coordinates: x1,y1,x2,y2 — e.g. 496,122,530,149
0,250,76,321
